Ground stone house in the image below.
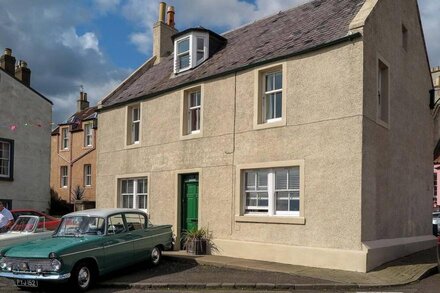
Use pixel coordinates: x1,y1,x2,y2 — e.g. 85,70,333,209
96,0,435,272
0,48,52,210
50,92,97,208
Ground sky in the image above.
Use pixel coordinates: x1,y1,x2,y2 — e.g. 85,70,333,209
0,0,439,124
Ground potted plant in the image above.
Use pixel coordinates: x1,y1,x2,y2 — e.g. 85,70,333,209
183,227,210,255
71,185,85,211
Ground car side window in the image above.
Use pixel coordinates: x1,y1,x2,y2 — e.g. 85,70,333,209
125,213,145,231
107,214,126,235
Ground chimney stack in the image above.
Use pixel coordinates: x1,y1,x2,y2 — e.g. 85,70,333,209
15,60,31,87
0,48,16,76
77,91,90,112
152,2,178,65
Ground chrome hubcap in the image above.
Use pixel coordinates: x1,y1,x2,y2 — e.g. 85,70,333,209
151,248,160,264
78,267,90,288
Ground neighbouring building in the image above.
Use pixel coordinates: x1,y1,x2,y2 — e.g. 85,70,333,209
96,0,435,272
0,48,52,210
50,91,97,209
432,66,440,211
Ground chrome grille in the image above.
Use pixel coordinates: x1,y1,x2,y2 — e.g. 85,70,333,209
3,257,53,273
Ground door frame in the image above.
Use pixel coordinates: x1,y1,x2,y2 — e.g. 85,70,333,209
174,168,202,250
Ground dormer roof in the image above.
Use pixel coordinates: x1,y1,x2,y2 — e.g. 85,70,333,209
100,0,365,110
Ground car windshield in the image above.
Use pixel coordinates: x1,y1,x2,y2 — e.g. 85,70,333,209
55,216,105,237
9,216,39,233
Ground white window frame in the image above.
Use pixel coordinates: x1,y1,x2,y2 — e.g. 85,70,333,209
60,166,68,188
84,164,92,187
61,127,69,150
187,90,201,134
243,167,300,216
0,140,11,178
176,37,191,72
174,33,209,74
262,71,283,123
84,122,93,147
120,178,148,210
131,106,140,145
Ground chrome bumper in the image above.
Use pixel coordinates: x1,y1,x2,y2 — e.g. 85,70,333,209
0,271,70,281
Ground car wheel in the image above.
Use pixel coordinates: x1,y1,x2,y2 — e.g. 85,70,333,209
150,246,162,266
70,261,94,291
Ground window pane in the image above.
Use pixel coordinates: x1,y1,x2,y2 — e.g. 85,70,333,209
179,54,190,69
137,179,147,193
132,122,139,142
265,94,274,120
257,171,268,189
132,108,139,121
258,192,268,207
275,92,282,118
275,170,288,189
245,192,257,206
274,72,282,90
290,198,300,212
123,195,133,208
245,172,256,190
288,167,300,189
197,38,204,51
190,92,200,107
177,38,189,53
137,195,147,209
197,52,204,62
265,74,274,92
276,191,289,211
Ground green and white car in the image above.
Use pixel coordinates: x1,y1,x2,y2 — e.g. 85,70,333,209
0,208,173,291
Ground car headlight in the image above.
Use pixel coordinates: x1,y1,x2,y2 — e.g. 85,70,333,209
50,259,62,272
0,258,6,269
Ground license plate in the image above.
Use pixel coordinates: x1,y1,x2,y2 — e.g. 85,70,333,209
15,279,38,287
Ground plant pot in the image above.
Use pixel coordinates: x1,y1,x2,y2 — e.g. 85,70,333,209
186,239,207,255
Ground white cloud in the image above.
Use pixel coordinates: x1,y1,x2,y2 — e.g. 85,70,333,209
61,28,102,55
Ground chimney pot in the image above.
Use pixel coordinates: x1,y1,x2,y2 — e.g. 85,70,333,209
4,48,12,56
14,60,31,86
167,6,175,28
159,2,166,22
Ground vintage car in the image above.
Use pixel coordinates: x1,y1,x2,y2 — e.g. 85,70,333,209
11,209,61,230
0,215,53,249
0,208,173,291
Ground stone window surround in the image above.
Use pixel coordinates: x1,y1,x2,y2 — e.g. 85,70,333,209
253,62,287,130
115,172,150,212
235,160,305,225
376,53,390,129
60,127,69,151
0,138,14,181
180,84,204,140
124,103,142,148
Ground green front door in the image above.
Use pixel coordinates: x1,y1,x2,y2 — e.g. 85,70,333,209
181,174,199,240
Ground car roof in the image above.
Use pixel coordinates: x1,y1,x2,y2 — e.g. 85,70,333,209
63,208,148,218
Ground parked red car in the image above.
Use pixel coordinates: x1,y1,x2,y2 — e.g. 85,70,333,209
11,209,60,231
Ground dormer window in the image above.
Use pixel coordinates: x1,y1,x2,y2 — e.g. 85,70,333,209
174,33,208,73
172,28,227,74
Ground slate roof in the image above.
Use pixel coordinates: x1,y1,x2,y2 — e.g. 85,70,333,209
101,0,365,109
51,106,98,135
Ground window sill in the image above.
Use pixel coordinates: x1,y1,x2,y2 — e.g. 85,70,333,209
60,149,69,152
0,177,13,182
124,143,142,150
235,215,305,225
253,118,286,130
82,146,93,150
180,131,203,141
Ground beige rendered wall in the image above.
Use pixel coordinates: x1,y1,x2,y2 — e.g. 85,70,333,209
50,122,97,203
0,70,51,211
97,38,365,270
360,0,435,269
